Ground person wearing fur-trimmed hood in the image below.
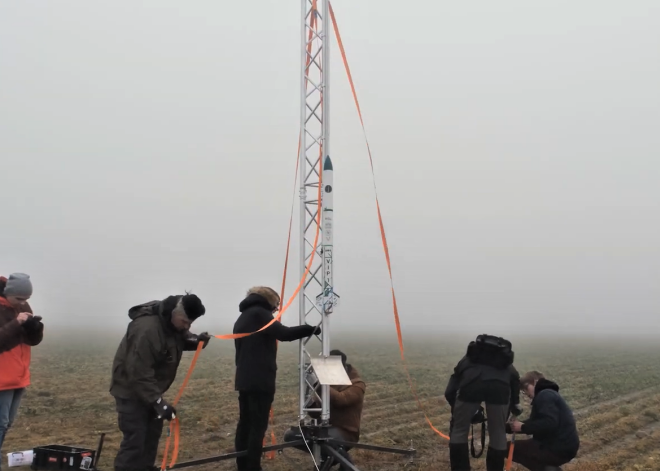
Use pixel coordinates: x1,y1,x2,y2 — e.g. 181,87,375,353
109,293,209,471
233,286,320,471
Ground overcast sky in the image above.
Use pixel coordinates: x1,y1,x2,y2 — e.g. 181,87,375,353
1,0,658,339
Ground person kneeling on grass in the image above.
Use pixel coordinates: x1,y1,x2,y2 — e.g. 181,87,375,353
283,350,366,470
109,293,210,471
507,371,580,471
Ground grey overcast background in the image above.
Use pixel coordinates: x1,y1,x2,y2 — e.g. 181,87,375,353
1,1,658,339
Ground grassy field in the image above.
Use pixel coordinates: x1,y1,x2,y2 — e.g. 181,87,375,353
4,332,660,471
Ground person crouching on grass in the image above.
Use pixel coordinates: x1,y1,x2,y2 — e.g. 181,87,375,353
109,293,211,471
507,371,580,471
0,274,44,471
283,349,366,470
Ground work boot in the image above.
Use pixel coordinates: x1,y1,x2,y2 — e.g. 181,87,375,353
449,443,471,471
485,447,507,471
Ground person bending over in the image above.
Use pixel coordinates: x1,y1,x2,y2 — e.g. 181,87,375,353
445,334,521,471
284,349,366,469
233,286,320,471
508,371,579,471
109,293,209,471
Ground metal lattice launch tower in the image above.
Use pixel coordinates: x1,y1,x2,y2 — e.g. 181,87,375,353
149,4,416,469
297,0,340,429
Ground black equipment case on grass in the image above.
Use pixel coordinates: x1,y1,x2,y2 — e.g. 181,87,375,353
31,445,95,470
31,435,105,471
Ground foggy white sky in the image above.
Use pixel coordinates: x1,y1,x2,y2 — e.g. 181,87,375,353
1,1,658,337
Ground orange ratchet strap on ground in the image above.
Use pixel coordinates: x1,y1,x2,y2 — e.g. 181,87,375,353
329,2,450,441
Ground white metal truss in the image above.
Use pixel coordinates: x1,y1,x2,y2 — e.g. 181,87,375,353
298,0,332,424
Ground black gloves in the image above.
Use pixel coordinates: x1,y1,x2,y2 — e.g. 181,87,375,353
510,404,523,417
22,315,43,331
196,332,211,347
185,331,211,349
309,325,321,336
153,397,176,420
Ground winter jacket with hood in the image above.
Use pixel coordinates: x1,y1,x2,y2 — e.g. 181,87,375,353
109,295,205,405
520,378,580,460
444,355,521,408
233,288,316,394
0,296,44,391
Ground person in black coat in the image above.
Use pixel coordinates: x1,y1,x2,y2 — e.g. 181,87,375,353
233,286,320,471
444,335,521,471
508,371,579,471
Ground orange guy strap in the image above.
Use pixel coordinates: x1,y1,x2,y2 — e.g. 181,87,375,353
160,341,204,470
266,144,298,458
161,8,324,465
267,3,321,454
212,146,323,341
160,135,323,469
266,126,301,460
329,2,450,441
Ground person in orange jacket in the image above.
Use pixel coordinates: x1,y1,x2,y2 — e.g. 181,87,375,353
0,273,44,470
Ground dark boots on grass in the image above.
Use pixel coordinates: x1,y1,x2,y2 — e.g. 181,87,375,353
450,443,508,471
485,446,507,470
449,443,471,470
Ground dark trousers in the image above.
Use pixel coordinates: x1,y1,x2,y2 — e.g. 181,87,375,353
449,400,509,470
509,439,572,470
114,398,164,471
235,391,275,471
449,400,508,450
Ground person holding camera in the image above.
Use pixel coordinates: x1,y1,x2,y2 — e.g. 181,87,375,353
0,274,44,471
507,371,579,471
109,293,210,471
233,286,320,471
444,334,521,471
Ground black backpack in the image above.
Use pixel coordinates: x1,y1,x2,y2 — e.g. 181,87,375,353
466,334,514,369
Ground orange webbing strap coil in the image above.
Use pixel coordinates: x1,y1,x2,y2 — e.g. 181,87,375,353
329,2,450,441
160,341,204,470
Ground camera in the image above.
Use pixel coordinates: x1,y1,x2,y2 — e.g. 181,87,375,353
471,406,486,425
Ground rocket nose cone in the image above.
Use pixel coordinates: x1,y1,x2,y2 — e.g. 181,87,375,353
323,156,333,171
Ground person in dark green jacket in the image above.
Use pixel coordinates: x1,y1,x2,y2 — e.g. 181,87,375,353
109,293,209,471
